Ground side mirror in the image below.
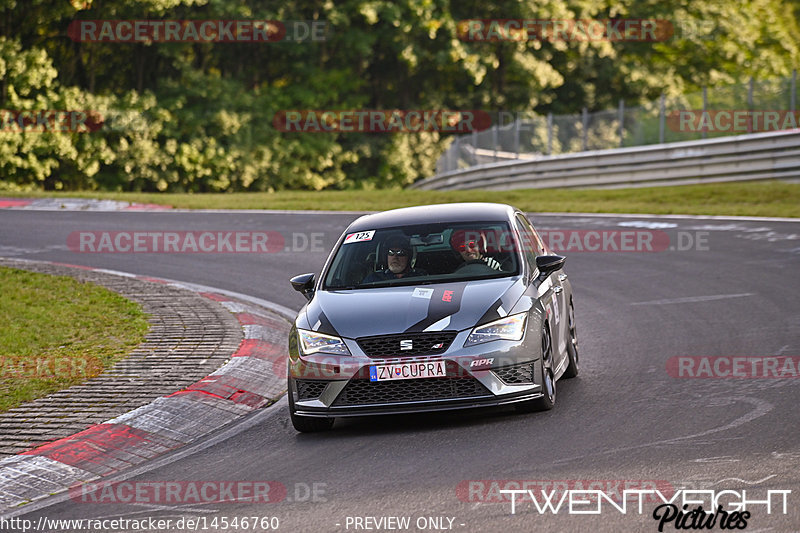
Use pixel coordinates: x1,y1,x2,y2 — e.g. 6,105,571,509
290,273,316,301
535,255,566,278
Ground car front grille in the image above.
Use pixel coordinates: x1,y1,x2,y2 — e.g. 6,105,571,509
332,377,491,406
356,331,458,358
494,362,534,384
296,379,329,400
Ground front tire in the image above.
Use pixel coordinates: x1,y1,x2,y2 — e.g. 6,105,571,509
515,325,556,413
562,300,579,379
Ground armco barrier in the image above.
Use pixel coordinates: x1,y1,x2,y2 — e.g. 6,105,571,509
411,129,800,190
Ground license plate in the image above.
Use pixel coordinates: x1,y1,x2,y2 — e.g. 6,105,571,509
369,360,447,382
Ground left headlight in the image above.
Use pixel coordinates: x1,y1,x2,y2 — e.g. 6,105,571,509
465,313,527,347
297,329,351,356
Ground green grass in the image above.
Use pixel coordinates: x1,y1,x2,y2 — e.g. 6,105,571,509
0,267,149,412
2,180,799,217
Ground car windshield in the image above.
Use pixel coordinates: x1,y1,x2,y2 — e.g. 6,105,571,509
323,221,520,289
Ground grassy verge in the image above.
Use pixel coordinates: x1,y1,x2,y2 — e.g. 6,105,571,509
0,267,149,412
2,180,799,217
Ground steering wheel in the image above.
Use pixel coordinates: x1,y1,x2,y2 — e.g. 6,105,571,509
454,259,494,275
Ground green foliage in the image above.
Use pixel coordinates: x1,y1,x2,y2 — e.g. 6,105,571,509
0,0,798,190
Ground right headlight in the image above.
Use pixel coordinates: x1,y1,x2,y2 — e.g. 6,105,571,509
297,329,351,356
464,313,527,347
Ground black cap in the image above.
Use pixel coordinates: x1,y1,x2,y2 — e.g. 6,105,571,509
386,235,411,252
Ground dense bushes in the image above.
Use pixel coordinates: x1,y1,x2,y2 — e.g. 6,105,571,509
1,0,797,191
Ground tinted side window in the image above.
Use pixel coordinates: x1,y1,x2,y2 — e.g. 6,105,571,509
514,215,538,269
517,214,546,256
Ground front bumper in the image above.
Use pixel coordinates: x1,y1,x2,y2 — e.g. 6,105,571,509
288,329,545,418
292,384,544,418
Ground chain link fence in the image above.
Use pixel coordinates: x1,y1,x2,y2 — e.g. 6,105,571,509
437,71,799,174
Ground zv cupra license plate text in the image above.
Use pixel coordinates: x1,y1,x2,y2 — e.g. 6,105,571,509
369,361,447,382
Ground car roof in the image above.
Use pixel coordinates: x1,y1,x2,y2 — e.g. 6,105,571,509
346,203,518,232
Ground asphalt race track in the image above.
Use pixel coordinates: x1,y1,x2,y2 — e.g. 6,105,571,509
1,208,799,532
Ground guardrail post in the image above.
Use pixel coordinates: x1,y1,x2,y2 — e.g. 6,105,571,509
547,112,553,155
748,77,754,134
701,86,708,139
450,137,459,172
582,107,588,151
513,116,520,159
618,99,624,147
492,125,498,162
471,128,477,166
659,94,666,144
791,69,796,112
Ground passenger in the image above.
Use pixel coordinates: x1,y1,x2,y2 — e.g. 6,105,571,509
363,235,427,282
451,230,502,271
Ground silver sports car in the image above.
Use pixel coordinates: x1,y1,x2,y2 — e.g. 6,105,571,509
287,203,578,431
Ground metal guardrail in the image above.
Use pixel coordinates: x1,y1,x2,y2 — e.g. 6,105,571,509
411,129,800,190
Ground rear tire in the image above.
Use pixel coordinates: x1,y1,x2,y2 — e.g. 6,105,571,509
515,325,556,413
562,300,579,379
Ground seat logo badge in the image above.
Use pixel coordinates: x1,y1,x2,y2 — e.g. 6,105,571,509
400,339,413,350
431,343,444,349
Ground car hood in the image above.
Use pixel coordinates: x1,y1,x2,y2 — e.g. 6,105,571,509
302,277,525,338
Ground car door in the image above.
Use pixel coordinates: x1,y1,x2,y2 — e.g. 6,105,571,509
515,214,568,372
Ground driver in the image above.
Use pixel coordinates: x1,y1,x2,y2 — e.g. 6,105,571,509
451,229,502,271
363,235,427,282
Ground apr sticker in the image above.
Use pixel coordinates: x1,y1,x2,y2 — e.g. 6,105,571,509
343,230,375,244
412,287,434,299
